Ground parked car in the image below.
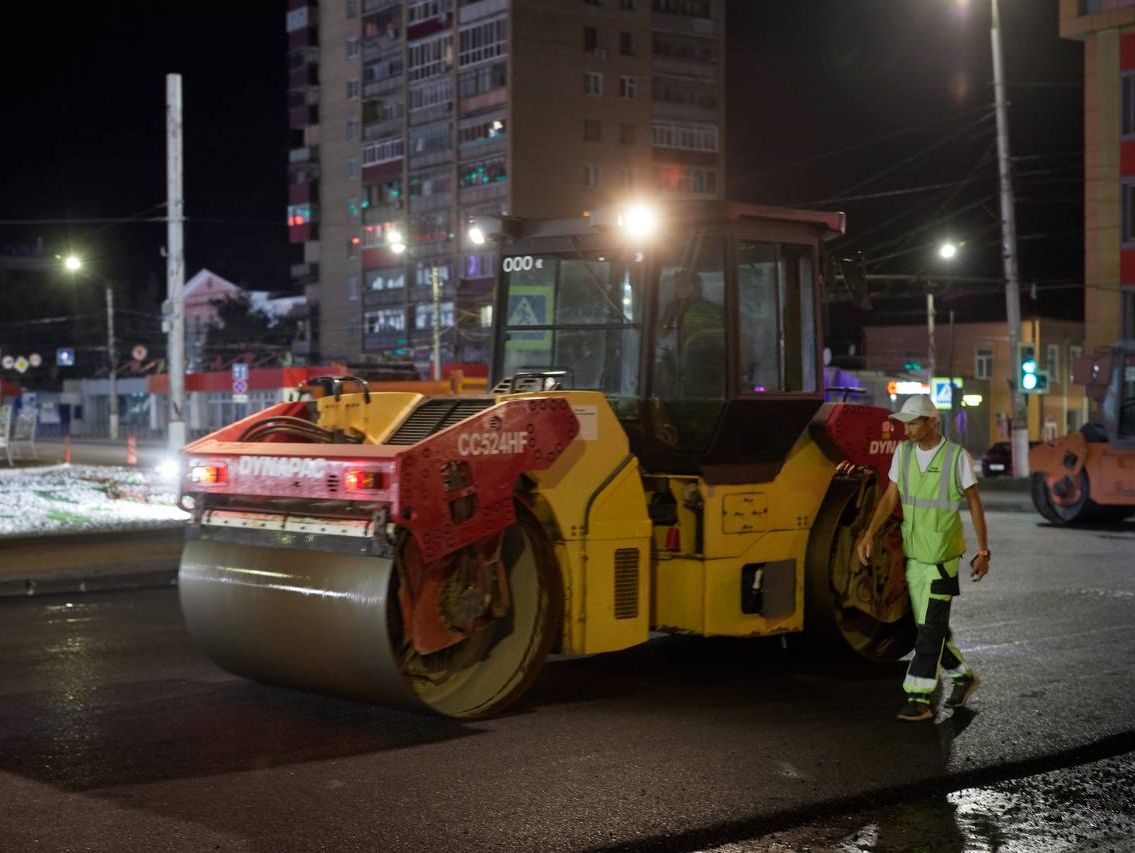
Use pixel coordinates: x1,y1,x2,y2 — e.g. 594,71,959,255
981,441,1040,477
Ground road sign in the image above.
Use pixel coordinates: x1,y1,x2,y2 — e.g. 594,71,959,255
930,377,964,410
28,353,42,368
232,362,249,382
1,356,12,370
232,393,249,404
132,345,148,361
56,348,75,367
232,379,248,394
14,356,29,374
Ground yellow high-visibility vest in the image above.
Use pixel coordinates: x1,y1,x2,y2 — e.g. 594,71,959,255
898,439,966,563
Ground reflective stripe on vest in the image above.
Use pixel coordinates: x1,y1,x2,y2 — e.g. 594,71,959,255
898,439,966,563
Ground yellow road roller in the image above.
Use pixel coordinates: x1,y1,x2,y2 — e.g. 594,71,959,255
178,201,913,718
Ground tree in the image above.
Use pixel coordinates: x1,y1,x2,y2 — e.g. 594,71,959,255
201,294,299,369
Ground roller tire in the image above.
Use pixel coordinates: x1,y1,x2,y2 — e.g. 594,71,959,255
804,475,915,663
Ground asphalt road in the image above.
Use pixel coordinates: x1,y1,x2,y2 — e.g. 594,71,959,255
0,510,1132,852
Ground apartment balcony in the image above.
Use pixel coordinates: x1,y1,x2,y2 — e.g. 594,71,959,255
289,104,319,129
408,191,454,214
288,63,319,90
290,261,320,283
364,74,404,99
459,0,507,24
289,145,319,164
459,181,507,208
651,55,718,80
363,288,407,309
652,100,720,124
289,222,317,244
652,12,719,37
408,14,452,43
364,117,403,141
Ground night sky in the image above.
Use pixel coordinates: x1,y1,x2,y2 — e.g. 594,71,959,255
0,1,1084,359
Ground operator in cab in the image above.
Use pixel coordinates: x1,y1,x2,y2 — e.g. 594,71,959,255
855,394,990,722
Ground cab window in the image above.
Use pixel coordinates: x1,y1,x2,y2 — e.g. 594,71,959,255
737,241,818,394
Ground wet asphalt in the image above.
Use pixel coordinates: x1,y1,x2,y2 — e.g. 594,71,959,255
0,508,1132,851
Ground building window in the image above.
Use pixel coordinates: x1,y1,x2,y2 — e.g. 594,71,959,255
459,17,507,68
1125,74,1135,136
347,119,360,141
653,30,718,62
287,204,312,227
409,34,452,82
975,348,993,380
411,121,453,155
367,267,405,291
410,77,454,111
620,167,635,188
408,0,447,24
365,308,406,334
653,0,711,18
1125,182,1135,244
347,0,358,18
415,301,456,330
363,137,405,165
346,37,360,59
348,276,360,302
347,79,360,99
1046,344,1061,383
1124,291,1135,339
619,122,636,144
584,71,604,96
464,254,493,278
458,115,506,147
459,156,507,187
619,32,636,56
458,61,507,97
347,158,360,179
653,120,719,152
619,75,637,99
584,27,605,53
583,118,602,142
583,164,600,189
654,164,717,195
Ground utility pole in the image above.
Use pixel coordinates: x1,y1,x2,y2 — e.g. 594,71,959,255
106,284,118,441
926,286,937,386
431,263,441,380
166,73,187,451
991,0,1028,476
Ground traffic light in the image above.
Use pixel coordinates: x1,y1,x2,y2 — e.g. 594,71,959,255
1019,343,1038,392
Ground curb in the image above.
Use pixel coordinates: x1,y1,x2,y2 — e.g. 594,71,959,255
0,526,185,600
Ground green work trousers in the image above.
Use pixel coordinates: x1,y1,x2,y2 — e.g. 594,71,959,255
903,556,973,703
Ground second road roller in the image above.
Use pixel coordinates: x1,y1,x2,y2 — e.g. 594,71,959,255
177,201,915,718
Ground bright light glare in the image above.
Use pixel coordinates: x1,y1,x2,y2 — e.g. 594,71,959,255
468,225,486,245
1022,372,1038,391
156,457,180,481
64,255,82,272
938,242,958,260
619,203,658,241
391,241,407,255
386,229,403,245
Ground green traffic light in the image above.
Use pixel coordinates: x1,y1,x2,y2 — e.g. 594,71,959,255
1022,372,1038,391
1022,359,1037,374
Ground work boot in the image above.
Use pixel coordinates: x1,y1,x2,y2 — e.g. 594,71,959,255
945,674,981,709
896,699,933,721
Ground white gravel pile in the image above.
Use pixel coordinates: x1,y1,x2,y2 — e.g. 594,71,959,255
0,464,187,537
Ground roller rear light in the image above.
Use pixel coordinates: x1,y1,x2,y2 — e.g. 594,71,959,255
189,464,227,485
344,470,382,490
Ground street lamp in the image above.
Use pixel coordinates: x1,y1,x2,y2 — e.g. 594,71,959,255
62,255,119,441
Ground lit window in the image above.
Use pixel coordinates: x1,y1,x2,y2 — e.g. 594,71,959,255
975,349,993,380
287,204,312,227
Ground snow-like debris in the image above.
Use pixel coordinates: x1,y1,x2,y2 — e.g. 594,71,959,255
0,464,187,537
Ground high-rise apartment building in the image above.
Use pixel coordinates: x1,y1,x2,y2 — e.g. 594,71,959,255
286,0,725,368
1060,0,1135,348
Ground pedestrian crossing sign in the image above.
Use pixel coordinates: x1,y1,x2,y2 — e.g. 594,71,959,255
506,286,552,350
931,377,964,410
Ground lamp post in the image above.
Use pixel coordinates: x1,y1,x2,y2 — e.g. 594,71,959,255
63,255,119,440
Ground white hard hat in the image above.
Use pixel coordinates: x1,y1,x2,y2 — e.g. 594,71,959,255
890,394,939,423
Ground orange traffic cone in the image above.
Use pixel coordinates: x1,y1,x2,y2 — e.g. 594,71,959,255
64,433,72,464
126,433,137,466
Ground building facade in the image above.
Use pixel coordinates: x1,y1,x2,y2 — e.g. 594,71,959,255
862,317,1087,450
286,0,726,369
1060,0,1135,349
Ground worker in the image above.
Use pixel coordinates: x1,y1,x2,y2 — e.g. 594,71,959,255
855,394,990,722
661,269,724,396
